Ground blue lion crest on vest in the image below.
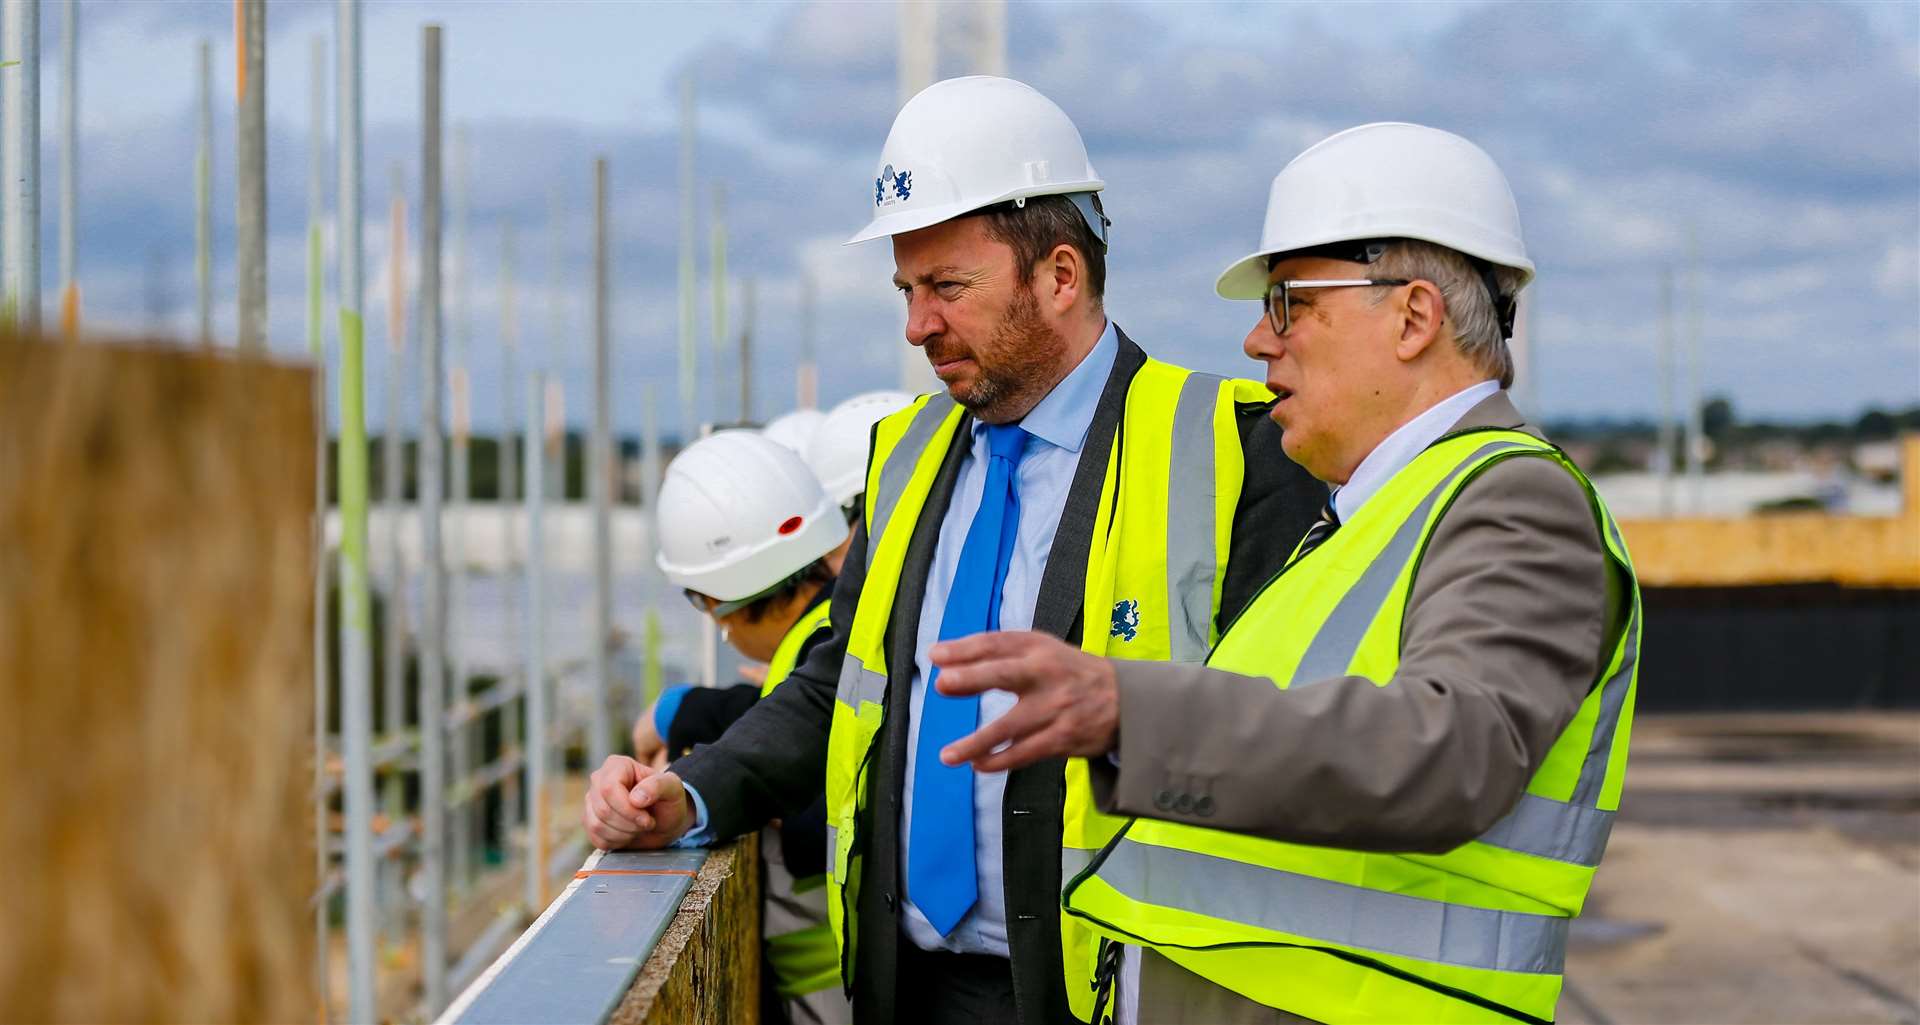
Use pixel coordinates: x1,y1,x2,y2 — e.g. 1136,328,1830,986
1110,599,1140,642
875,164,912,205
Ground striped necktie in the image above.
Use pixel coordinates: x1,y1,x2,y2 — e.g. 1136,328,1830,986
1295,492,1341,559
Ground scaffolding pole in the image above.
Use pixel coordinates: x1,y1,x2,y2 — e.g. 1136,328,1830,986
710,183,726,425
195,37,211,344
676,75,697,442
305,29,330,1024
798,269,817,409
417,22,449,1015
235,0,265,351
57,0,76,336
896,0,936,392
333,1,376,1020
492,220,522,894
3,0,39,332
379,164,408,944
523,371,547,913
590,156,612,768
738,277,753,423
1658,266,1675,517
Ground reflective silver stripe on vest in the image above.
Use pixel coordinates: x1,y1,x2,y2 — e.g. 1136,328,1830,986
1165,373,1223,662
1290,440,1531,687
1572,514,1639,808
1061,845,1095,880
1476,793,1616,866
825,824,841,882
834,654,888,710
1097,837,1567,974
866,394,956,571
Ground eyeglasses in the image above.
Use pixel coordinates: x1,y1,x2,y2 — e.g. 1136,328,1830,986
682,589,755,619
1262,278,1410,336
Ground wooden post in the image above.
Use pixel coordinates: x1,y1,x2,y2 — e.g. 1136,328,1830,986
0,335,316,1023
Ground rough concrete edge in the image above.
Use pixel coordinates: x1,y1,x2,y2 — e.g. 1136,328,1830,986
606,839,744,1025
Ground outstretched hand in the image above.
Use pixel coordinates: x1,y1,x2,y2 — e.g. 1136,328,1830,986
929,631,1120,773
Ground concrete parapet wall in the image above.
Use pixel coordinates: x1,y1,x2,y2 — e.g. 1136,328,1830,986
612,836,761,1025
0,337,317,1022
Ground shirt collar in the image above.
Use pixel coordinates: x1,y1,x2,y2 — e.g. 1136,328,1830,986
975,319,1116,455
1332,379,1501,523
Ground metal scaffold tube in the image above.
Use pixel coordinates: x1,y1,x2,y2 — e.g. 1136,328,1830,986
333,1,376,1021
523,371,547,915
57,0,76,336
235,0,265,351
676,76,696,442
306,30,330,1023
195,36,211,345
590,156,612,768
379,161,408,952
3,0,39,333
418,22,449,1015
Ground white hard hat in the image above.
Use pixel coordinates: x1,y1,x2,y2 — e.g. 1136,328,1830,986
655,430,845,602
1215,122,1534,300
761,407,826,454
846,76,1107,246
806,390,917,507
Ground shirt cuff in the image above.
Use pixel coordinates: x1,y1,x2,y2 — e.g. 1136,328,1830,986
653,684,694,740
672,779,714,848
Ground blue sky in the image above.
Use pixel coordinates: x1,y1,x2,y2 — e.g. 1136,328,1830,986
54,0,1920,434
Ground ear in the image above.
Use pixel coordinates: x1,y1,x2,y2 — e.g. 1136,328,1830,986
1394,280,1447,363
1035,242,1084,316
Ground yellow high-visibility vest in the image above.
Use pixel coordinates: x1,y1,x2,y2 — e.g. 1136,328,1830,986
821,360,1267,1017
1062,429,1641,1024
759,598,839,998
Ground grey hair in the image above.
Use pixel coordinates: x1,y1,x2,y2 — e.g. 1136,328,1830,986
1366,240,1525,388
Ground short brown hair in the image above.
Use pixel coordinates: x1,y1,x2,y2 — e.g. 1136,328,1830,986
968,194,1107,305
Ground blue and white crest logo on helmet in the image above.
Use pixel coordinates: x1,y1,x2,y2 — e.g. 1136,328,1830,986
874,164,912,207
1110,599,1140,642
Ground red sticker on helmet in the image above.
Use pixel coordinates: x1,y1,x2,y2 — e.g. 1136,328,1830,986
777,515,803,535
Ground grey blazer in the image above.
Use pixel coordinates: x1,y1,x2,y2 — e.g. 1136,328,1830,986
672,329,1326,1025
1087,390,1631,1024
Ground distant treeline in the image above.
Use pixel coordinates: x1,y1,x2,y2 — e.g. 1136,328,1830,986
321,432,681,506
1547,399,1920,445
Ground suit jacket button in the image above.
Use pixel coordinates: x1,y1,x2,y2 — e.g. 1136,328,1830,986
1194,795,1215,817
1153,789,1175,811
1174,793,1194,813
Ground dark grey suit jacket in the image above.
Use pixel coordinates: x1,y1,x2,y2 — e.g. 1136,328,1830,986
673,329,1324,1025
1089,390,1633,1024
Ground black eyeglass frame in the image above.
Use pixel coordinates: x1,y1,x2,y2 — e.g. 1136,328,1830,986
1262,278,1412,337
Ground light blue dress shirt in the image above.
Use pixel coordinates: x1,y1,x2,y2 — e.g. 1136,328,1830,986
675,324,1120,957
899,321,1117,956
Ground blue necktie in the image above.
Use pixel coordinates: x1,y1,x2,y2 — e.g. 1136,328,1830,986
909,421,1030,937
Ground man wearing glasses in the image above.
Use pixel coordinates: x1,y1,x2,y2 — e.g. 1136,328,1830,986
927,122,1641,1023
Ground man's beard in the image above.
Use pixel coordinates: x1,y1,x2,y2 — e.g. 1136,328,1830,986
939,284,1062,424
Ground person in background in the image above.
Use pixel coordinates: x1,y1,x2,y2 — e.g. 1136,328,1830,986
623,429,851,1025
805,389,916,566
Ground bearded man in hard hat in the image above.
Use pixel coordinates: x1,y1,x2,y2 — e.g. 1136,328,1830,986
581,76,1323,1024
609,430,851,1025
921,122,1643,1024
